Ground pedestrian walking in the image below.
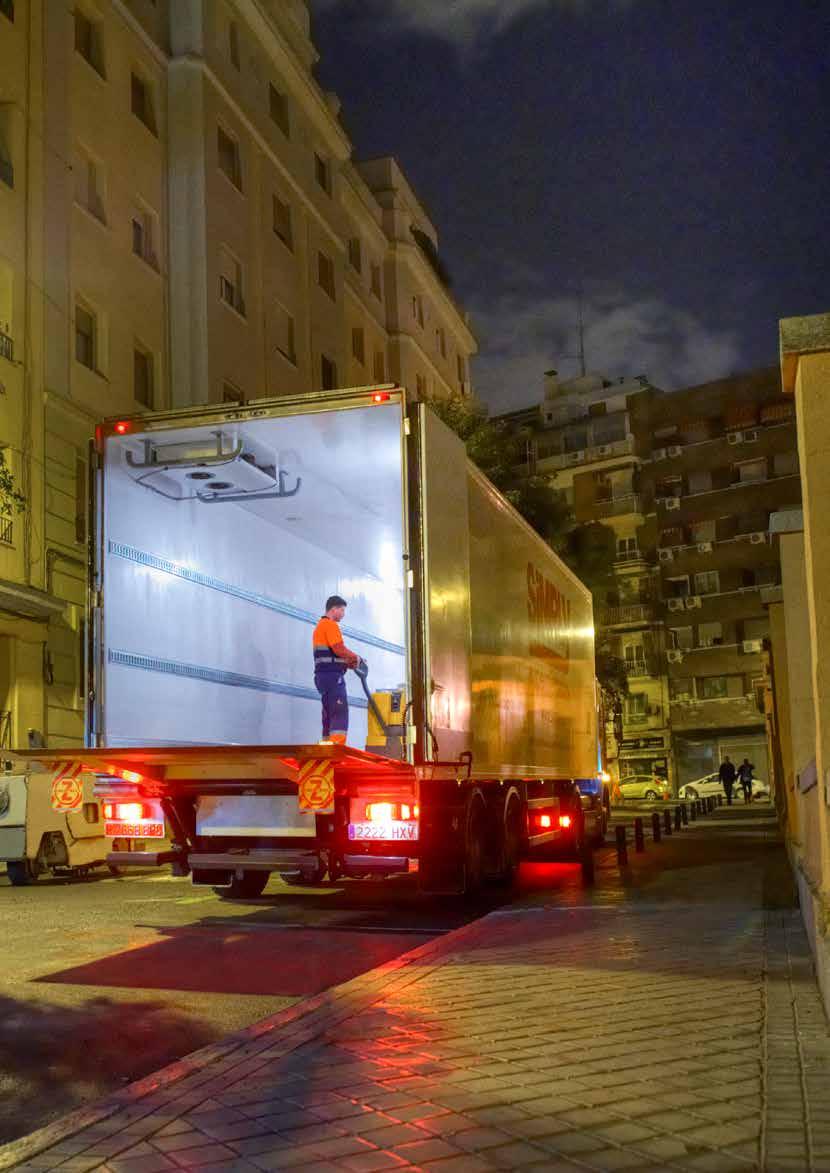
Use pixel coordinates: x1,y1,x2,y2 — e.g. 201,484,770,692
738,758,755,803
718,755,737,804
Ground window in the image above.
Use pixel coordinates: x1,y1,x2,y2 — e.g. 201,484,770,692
130,73,156,135
694,570,720,596
773,450,798,478
74,10,105,77
317,251,335,300
624,645,646,674
564,427,589,453
321,354,337,391
436,327,446,358
0,0,13,24
75,457,86,544
670,626,694,650
591,413,627,445
133,345,153,407
272,195,293,249
217,125,242,190
274,304,295,364
626,693,648,722
218,248,245,316
351,327,365,365
700,676,728,700
736,458,766,484
75,303,96,369
131,206,158,267
370,262,382,300
348,237,362,274
0,259,12,353
687,468,712,494
223,381,243,405
269,83,290,136
616,536,639,561
228,20,240,69
73,147,106,223
314,152,330,194
666,575,690,598
0,105,13,188
373,350,385,382
698,621,723,648
690,519,716,544
411,294,424,327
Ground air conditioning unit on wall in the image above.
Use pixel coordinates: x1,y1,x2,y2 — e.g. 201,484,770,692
750,532,767,544
665,497,681,511
667,445,683,458
652,447,667,461
743,429,759,442
658,547,674,562
686,595,702,609
743,639,763,654
667,598,686,611
697,541,713,553
667,650,684,663
727,431,743,444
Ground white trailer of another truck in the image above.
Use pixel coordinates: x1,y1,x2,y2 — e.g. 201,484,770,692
9,385,602,895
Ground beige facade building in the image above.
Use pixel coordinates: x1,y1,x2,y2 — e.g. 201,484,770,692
765,312,830,1015
0,0,476,749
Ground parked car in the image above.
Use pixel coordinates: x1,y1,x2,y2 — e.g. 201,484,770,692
617,775,671,802
679,773,770,801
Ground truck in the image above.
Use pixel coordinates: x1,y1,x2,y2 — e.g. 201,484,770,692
6,384,604,896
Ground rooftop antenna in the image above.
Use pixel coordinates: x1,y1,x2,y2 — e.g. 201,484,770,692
576,285,587,377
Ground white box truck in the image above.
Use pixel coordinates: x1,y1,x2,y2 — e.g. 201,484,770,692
8,385,604,895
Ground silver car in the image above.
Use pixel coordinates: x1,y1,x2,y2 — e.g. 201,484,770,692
617,775,671,802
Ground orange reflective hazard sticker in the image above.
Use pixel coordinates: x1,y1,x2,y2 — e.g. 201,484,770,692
297,760,335,813
50,763,84,811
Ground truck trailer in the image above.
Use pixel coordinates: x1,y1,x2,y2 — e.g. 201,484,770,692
9,385,602,895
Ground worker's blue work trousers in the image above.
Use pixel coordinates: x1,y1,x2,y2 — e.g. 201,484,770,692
315,672,348,744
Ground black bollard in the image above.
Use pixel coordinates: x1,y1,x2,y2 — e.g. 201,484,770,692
674,804,682,831
718,794,723,807
696,799,703,817
634,817,645,852
664,808,673,836
615,823,628,866
708,796,715,813
651,811,662,842
690,801,697,821
727,790,732,805
580,837,595,885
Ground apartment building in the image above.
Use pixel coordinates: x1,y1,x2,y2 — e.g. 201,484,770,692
0,0,476,748
645,368,800,787
503,366,800,789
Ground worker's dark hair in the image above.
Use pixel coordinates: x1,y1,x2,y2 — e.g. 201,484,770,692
326,595,347,611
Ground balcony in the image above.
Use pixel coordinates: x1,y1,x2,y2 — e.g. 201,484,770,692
599,602,657,627
537,435,635,471
670,694,764,733
0,331,11,363
594,492,643,518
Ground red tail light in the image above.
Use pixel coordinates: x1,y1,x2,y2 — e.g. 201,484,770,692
371,391,390,404
114,421,130,435
112,802,145,821
559,814,572,829
539,813,552,829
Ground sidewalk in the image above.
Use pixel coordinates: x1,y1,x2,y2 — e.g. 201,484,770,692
5,805,830,1173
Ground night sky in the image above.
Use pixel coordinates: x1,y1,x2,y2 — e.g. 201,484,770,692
311,1,829,413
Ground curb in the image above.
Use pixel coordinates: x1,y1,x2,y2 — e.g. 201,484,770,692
0,910,495,1171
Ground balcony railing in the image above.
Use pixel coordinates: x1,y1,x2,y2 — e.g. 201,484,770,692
599,602,656,626
0,331,11,363
0,515,12,546
594,492,642,517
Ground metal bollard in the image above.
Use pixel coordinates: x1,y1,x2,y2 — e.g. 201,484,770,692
580,838,595,885
634,817,645,852
696,799,703,816
718,794,723,807
690,801,697,821
664,808,673,836
615,823,628,866
674,805,682,831
708,796,715,813
681,802,689,825
651,811,662,842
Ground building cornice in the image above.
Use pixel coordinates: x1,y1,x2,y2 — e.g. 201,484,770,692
389,241,477,352
780,312,830,394
111,0,169,68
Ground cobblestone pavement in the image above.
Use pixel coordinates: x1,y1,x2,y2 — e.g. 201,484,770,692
5,806,829,1173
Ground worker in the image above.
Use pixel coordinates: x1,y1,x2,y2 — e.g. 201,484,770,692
312,595,361,745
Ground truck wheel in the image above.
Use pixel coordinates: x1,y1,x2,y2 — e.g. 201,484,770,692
463,796,487,895
7,859,40,886
494,795,522,885
215,870,269,899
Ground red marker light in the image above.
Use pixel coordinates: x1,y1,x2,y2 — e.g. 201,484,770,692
371,391,390,404
559,814,572,829
539,813,552,829
114,421,130,434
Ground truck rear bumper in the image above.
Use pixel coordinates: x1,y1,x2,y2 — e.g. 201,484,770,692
187,849,319,872
342,854,408,875
107,850,180,867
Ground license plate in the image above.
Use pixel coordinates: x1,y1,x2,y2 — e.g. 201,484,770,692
105,820,164,839
348,821,418,841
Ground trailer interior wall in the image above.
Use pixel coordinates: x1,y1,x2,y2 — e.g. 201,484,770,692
98,406,407,747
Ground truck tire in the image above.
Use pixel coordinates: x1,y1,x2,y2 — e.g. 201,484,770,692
493,794,522,885
7,859,40,886
463,795,487,895
215,870,269,899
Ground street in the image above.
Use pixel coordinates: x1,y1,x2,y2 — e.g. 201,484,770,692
0,800,772,1148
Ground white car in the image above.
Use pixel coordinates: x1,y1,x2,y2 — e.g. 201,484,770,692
679,772,770,801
